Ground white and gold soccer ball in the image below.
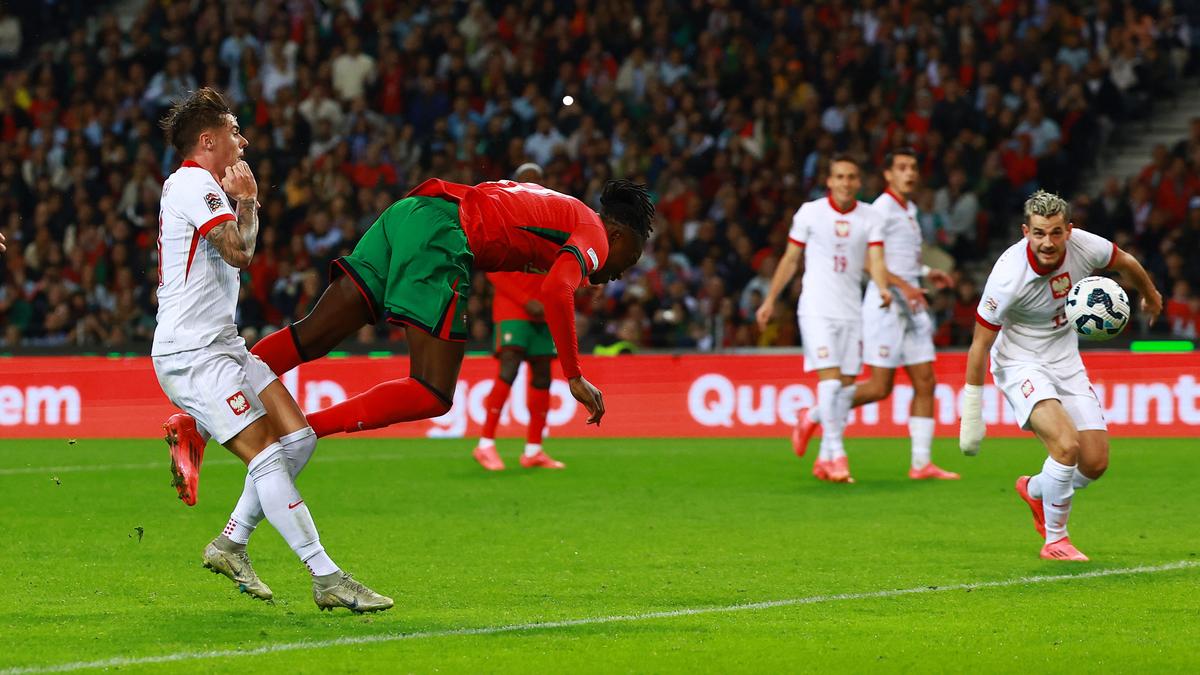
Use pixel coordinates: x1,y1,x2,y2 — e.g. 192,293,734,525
1064,276,1130,341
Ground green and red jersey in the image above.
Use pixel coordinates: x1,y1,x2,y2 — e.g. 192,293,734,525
406,179,609,378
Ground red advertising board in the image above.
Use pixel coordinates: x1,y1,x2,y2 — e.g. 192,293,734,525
0,353,1198,438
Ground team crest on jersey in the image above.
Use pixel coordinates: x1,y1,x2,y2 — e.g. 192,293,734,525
834,220,851,237
817,346,830,359
226,391,250,415
204,192,223,214
1020,379,1035,398
1049,273,1072,299
878,346,890,358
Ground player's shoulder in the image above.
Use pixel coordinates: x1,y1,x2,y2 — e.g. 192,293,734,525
987,239,1032,285
1067,227,1110,248
164,166,217,199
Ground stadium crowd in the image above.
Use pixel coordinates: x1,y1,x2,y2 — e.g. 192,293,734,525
1,0,1199,352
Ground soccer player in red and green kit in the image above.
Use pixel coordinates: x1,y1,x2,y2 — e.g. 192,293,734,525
163,178,652,494
473,270,564,471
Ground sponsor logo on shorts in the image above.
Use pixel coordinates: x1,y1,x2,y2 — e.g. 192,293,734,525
879,346,890,358
1021,379,1034,398
204,192,224,214
834,220,850,237
503,332,513,343
1049,272,1072,299
227,391,250,415
817,346,830,359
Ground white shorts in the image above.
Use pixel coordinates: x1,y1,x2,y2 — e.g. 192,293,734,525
862,291,936,369
991,360,1107,432
153,335,277,444
799,315,862,375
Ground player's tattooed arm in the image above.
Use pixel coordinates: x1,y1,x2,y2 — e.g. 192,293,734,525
206,161,260,268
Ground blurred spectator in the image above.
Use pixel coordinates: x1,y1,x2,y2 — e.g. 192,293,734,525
0,0,1192,352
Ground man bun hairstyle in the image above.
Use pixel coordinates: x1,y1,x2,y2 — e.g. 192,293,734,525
160,87,233,155
600,179,655,239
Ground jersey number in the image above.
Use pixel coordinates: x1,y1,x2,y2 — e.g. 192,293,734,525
1052,306,1068,328
833,255,848,273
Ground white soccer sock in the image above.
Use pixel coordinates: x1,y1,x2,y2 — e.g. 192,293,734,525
817,379,842,462
1036,457,1076,543
478,437,495,449
1027,474,1043,499
1072,468,1094,490
836,384,856,426
524,443,542,458
808,405,821,424
908,416,934,469
247,443,339,576
226,427,317,544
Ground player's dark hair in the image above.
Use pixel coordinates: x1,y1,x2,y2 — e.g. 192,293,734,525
883,146,918,170
600,179,655,239
828,152,860,171
160,87,233,155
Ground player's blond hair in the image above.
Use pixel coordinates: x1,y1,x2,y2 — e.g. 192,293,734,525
1023,190,1071,223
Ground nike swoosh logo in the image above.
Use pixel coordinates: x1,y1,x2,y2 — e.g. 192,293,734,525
1051,501,1071,508
288,500,304,509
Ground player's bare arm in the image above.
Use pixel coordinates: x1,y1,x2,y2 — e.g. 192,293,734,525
866,245,893,308
206,161,259,269
1107,248,1163,324
960,322,999,455
756,240,803,330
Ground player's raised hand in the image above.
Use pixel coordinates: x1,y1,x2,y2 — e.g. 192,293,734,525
1141,289,1163,326
927,268,954,289
568,375,605,425
221,161,257,202
755,299,775,331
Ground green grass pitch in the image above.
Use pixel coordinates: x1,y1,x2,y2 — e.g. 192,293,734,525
1,437,1198,673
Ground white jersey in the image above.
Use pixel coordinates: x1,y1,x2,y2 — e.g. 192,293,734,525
869,188,922,285
789,194,884,321
152,161,240,356
976,228,1117,368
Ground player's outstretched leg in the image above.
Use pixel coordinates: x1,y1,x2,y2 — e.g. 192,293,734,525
164,413,207,506
232,420,392,612
521,356,564,469
252,276,373,375
305,327,463,436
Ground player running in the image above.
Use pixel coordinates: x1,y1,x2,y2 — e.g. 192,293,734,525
473,270,565,470
241,178,652,441
155,88,391,611
959,191,1162,561
793,148,959,480
756,154,893,483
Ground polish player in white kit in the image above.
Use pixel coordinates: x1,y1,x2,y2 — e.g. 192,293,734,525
756,154,893,483
153,87,390,611
959,190,1162,561
793,148,960,480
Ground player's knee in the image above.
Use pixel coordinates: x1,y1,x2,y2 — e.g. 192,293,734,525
1049,434,1081,464
1082,457,1108,479
497,353,521,383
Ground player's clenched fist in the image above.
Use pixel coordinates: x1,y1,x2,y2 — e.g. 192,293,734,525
569,375,605,425
754,299,774,331
221,161,257,202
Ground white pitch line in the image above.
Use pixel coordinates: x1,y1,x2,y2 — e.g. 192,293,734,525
3,560,1195,675
0,454,404,476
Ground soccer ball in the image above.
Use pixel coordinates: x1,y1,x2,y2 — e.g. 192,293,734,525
1064,276,1130,340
